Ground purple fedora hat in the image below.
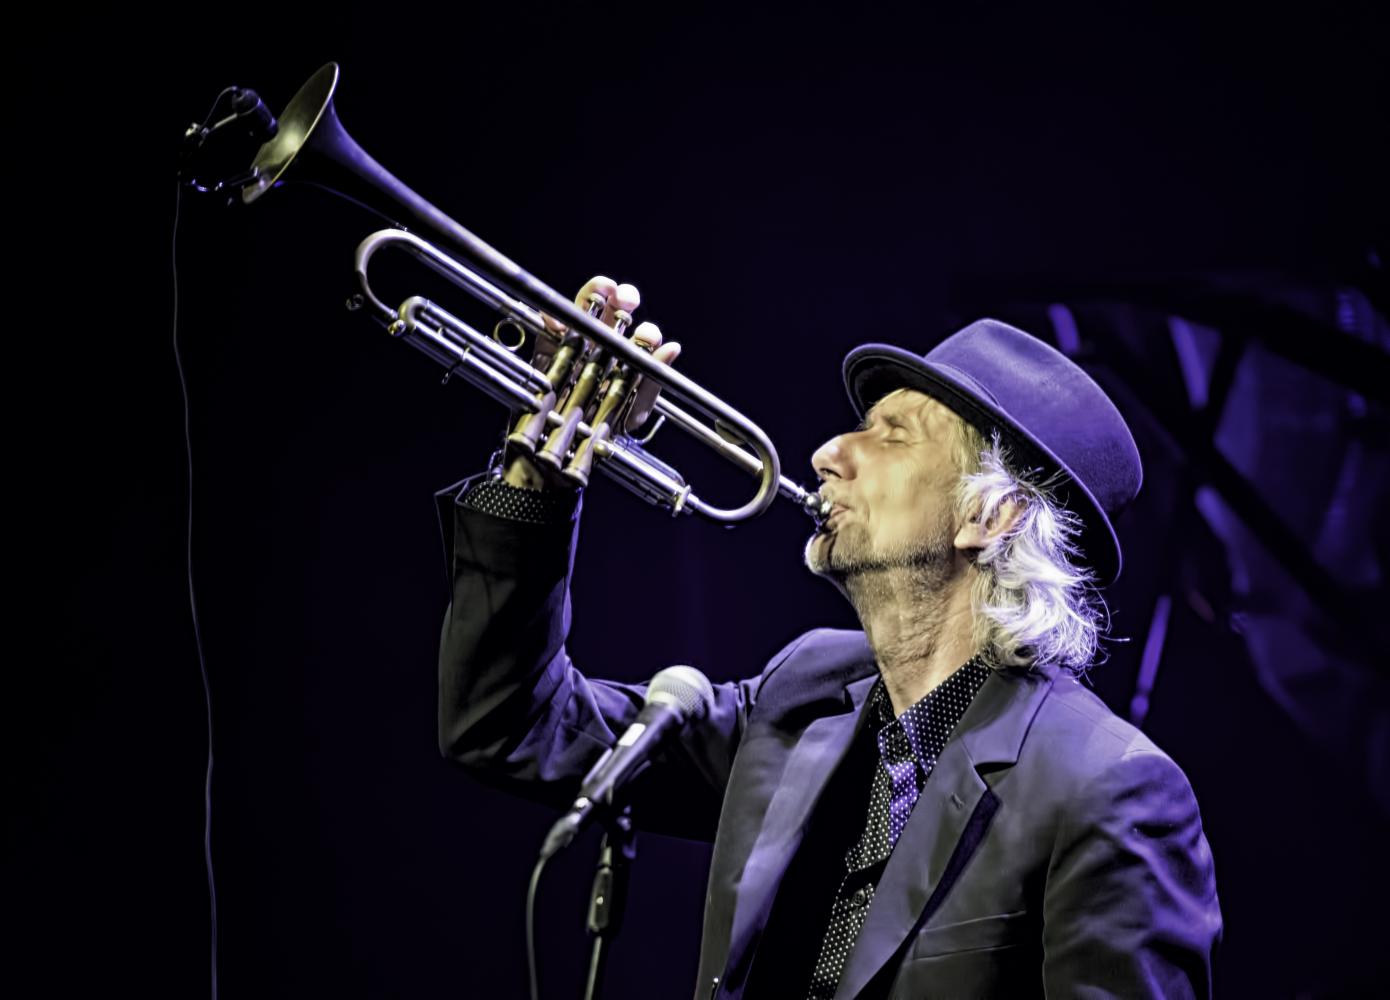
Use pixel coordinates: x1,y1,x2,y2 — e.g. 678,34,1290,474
842,319,1142,584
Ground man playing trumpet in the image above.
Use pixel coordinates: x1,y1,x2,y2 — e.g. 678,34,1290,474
436,276,1221,999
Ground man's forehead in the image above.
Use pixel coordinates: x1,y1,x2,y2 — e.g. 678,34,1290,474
866,388,951,426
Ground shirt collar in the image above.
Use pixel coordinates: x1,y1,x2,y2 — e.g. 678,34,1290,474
868,655,993,771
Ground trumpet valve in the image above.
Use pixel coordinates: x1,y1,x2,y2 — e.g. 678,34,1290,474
536,408,586,471
506,389,557,455
562,423,611,487
508,337,583,453
537,351,611,468
562,367,634,486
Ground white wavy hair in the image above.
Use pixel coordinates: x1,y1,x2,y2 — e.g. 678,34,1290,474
948,419,1108,674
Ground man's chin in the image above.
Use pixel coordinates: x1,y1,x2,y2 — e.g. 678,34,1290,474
805,530,954,580
803,531,857,579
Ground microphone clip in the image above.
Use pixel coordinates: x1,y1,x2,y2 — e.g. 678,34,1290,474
179,86,278,200
539,763,633,860
586,807,637,940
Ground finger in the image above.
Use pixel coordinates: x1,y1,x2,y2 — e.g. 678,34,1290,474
629,321,663,353
542,275,617,336
577,275,618,313
625,341,681,432
650,340,681,366
603,282,641,329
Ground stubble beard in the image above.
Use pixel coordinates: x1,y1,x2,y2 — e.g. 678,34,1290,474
804,511,955,586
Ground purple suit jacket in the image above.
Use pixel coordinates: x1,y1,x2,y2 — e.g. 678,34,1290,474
436,478,1222,999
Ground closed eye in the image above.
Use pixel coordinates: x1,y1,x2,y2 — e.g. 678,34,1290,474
883,418,914,442
860,411,916,442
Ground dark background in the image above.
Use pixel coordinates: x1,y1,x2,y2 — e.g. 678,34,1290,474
14,2,1389,997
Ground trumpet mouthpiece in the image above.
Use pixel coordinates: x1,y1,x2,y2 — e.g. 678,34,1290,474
798,487,833,526
777,479,830,525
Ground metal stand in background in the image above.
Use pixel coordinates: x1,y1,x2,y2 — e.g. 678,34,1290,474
583,807,637,1000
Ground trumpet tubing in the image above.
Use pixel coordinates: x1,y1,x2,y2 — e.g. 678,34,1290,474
221,62,830,526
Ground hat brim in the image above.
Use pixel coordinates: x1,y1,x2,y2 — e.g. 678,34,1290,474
843,343,1123,584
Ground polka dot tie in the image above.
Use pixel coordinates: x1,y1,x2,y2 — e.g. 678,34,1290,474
805,657,992,1000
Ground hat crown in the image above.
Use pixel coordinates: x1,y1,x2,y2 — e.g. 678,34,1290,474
929,320,1141,515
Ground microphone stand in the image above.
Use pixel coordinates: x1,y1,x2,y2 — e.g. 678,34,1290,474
583,806,637,1000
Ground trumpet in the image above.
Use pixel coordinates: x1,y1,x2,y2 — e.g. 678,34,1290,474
211,62,829,526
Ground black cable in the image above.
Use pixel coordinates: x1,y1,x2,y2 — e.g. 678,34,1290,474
173,87,234,1000
174,177,219,1000
300,180,399,228
526,852,550,1000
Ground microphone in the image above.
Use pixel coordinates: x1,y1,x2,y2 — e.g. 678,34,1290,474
229,87,279,141
540,665,714,859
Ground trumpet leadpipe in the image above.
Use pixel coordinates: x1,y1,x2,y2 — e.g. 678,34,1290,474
649,397,831,525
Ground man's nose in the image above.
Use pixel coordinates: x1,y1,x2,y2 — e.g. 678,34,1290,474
812,434,852,482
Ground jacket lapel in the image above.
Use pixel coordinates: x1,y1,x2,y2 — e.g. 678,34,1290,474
723,671,880,987
833,665,1057,1000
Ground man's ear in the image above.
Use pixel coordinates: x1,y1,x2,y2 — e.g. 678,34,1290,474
954,496,1026,554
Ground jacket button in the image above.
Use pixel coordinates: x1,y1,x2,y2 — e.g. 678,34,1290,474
851,888,869,907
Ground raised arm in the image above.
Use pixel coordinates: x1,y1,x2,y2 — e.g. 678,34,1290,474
435,277,749,843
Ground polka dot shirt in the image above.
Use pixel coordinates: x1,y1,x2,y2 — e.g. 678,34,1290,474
805,656,993,1000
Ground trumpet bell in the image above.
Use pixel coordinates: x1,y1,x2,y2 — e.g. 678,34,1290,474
243,63,341,205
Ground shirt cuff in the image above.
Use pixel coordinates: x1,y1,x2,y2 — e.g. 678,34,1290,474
459,476,580,525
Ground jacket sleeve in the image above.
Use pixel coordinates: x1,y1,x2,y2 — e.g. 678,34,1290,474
1041,749,1222,999
435,475,758,842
